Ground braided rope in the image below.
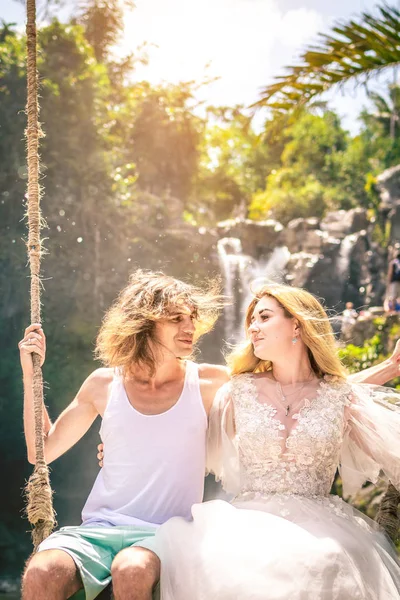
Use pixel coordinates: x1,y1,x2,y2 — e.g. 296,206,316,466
25,0,56,549
376,483,400,543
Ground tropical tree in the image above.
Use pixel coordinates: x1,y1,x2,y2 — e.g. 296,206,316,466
75,0,135,62
248,109,373,223
255,4,400,113
120,82,203,202
359,84,400,167
191,106,269,223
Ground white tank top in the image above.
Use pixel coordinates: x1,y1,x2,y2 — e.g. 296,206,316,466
81,361,207,528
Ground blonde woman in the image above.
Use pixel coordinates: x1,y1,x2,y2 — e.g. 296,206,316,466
155,283,400,600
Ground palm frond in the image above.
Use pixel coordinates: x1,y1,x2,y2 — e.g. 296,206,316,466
254,4,400,112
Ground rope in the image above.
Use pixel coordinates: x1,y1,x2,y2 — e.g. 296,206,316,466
376,483,400,543
24,0,56,550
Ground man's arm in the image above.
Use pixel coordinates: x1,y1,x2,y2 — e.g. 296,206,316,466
347,340,400,385
20,324,104,464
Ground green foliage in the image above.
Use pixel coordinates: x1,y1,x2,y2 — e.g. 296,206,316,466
76,0,135,63
123,82,203,202
281,111,346,175
248,110,374,223
339,317,400,379
249,172,328,224
339,334,384,373
191,106,268,223
359,85,400,169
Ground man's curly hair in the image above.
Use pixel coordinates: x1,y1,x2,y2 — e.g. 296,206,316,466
95,270,224,376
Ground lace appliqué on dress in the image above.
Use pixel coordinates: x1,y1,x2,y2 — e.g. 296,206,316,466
232,375,352,500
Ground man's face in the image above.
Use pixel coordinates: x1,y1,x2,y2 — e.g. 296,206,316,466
154,304,197,358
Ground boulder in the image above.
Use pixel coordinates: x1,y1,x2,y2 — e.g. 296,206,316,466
217,218,284,258
376,163,400,208
284,218,325,253
341,315,376,346
285,252,320,288
320,208,370,238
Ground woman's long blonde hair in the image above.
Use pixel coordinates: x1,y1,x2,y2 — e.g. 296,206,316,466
227,282,347,380
96,269,224,376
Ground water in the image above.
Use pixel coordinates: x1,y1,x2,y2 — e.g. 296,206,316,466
337,233,358,279
217,237,253,342
217,237,290,343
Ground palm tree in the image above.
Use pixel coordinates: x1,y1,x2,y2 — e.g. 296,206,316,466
359,85,400,165
364,85,400,139
254,4,400,113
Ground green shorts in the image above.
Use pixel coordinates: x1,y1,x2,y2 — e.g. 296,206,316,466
37,524,159,600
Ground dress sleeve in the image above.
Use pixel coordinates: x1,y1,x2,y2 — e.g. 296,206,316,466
206,381,240,495
340,383,400,497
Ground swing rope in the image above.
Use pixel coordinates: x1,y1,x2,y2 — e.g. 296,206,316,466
376,483,400,543
24,0,56,550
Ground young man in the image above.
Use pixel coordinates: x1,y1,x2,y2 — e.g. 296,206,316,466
20,270,400,600
21,271,228,600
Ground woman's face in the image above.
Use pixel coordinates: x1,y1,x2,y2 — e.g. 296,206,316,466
248,295,296,361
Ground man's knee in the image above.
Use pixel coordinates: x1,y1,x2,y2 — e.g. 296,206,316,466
23,553,56,592
111,547,160,587
22,550,80,599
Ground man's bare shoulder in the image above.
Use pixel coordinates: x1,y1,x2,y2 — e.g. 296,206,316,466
197,363,230,384
79,368,114,401
87,367,114,382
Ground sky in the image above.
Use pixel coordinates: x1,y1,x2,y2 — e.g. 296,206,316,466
2,0,395,133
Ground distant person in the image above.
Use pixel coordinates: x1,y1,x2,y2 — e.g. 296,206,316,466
341,301,357,338
384,296,395,314
386,252,400,309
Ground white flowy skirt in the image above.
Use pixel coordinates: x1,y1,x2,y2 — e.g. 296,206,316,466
155,495,400,600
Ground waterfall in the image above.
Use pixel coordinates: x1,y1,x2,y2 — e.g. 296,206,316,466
217,238,252,342
337,233,358,279
217,238,290,343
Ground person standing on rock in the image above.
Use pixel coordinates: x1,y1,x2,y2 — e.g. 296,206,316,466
386,251,400,312
340,301,358,340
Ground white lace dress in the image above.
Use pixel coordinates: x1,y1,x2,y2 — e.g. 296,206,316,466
155,375,400,600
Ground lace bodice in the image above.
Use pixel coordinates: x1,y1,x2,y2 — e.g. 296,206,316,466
231,375,352,498
207,376,400,502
